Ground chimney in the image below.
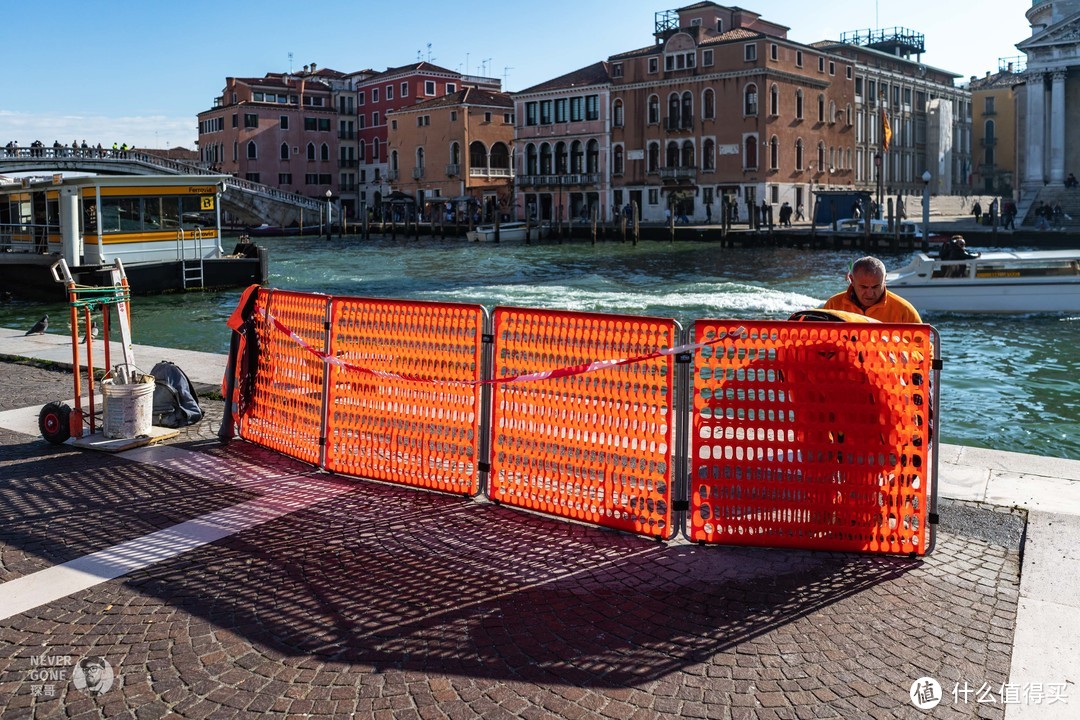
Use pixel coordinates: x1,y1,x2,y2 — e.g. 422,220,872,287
1008,62,1014,72
986,70,991,78
971,75,977,82
311,62,317,72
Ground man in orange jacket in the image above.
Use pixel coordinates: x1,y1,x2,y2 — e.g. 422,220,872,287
824,256,922,323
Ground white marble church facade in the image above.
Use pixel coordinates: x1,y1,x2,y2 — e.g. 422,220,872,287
1019,0,1080,193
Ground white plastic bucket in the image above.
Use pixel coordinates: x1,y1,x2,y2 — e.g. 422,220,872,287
101,374,155,439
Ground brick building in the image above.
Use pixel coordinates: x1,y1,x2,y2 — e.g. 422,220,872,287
604,3,855,223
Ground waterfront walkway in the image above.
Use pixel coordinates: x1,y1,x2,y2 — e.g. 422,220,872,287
0,327,1077,718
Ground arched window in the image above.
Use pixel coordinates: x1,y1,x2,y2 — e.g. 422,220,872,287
526,143,538,175
769,84,779,116
359,139,367,162
539,142,552,174
744,84,758,115
744,136,758,169
817,141,826,171
703,139,715,171
668,93,680,129
795,89,804,120
279,142,289,160
613,99,624,127
450,142,461,165
554,141,567,174
570,140,584,173
586,139,599,173
666,141,679,167
681,91,692,128
829,100,837,124
320,143,330,161
648,95,659,124
247,141,257,159
469,141,487,169
795,138,804,170
703,88,715,119
770,135,779,170
681,140,694,167
817,94,825,123
985,119,996,141
846,103,852,126
416,146,425,170
390,150,398,171
372,137,380,160
648,142,660,172
490,142,510,170
613,145,625,175
306,142,315,160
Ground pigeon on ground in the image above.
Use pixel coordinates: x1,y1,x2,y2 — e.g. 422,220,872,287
25,315,48,335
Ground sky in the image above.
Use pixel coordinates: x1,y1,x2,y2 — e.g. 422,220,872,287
1,0,1032,150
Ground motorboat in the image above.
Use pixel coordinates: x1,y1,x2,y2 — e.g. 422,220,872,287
886,250,1080,313
465,221,547,242
833,217,948,244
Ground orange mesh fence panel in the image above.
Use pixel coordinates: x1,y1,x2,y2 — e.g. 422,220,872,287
323,297,486,494
688,320,936,555
238,290,330,466
489,308,678,539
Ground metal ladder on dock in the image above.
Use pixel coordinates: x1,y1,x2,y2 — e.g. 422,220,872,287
177,228,205,290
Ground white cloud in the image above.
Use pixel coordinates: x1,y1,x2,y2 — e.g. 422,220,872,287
0,110,196,150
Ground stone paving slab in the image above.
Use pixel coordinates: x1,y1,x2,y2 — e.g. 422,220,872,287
0,358,1049,719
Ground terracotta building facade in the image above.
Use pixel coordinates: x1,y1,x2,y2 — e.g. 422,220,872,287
603,3,855,223
387,88,515,220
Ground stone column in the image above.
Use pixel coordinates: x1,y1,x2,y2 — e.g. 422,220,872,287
1024,71,1046,187
1050,70,1067,185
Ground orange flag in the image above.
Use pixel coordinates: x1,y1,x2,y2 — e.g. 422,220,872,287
882,108,892,152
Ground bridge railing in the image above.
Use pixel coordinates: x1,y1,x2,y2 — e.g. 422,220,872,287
0,147,323,212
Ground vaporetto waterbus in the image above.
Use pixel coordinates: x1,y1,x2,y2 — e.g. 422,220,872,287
0,174,266,299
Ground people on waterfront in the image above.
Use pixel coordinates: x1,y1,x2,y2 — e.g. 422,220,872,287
823,256,922,323
779,201,792,226
972,200,982,224
1003,200,1017,229
794,203,805,222
1067,173,1078,188
705,203,712,224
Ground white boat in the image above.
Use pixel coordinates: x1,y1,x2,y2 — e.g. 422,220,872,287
466,221,547,242
833,217,948,244
886,250,1080,313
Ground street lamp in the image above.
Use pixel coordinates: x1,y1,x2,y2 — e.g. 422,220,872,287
921,170,932,251
325,189,332,241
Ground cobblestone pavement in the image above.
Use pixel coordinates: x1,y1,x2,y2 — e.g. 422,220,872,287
0,360,1025,719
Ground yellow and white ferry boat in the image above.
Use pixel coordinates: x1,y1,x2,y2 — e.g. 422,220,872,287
0,174,266,299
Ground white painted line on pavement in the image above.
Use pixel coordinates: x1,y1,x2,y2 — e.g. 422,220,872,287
0,475,352,622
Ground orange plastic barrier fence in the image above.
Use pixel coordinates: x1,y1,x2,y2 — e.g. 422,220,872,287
688,320,937,555
323,297,486,495
487,308,679,539
238,289,330,466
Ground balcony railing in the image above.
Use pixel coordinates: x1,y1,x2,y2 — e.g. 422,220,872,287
659,166,697,183
387,169,399,181
338,158,357,168
412,167,425,179
469,167,514,178
517,173,600,187
446,163,459,176
981,137,997,147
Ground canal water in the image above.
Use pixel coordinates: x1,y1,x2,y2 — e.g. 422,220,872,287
2,234,1077,460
